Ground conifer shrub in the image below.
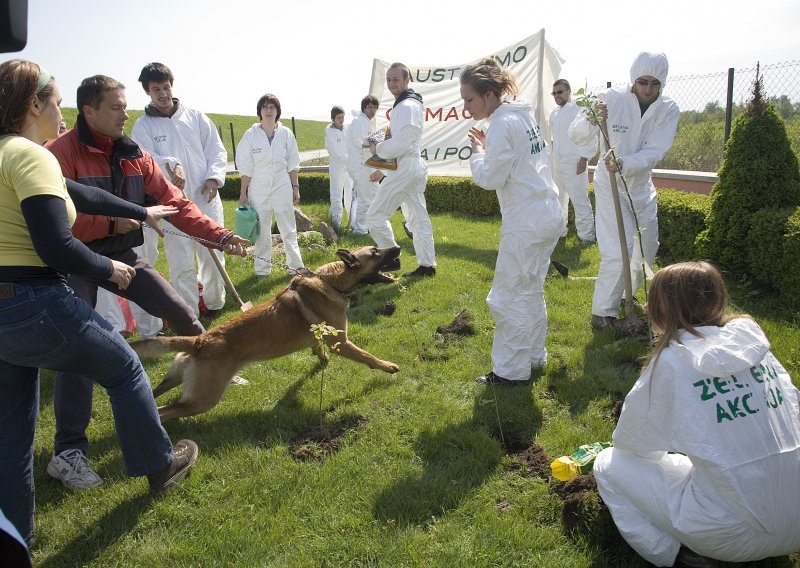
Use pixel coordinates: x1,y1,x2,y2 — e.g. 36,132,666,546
748,206,800,297
696,68,800,274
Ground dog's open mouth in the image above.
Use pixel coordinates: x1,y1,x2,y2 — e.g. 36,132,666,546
371,247,401,283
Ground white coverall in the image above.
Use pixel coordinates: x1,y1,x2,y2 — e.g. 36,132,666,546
549,99,597,242
368,95,436,269
469,101,563,380
594,318,800,566
346,111,378,235
324,123,353,229
237,122,303,275
131,102,228,319
569,54,678,318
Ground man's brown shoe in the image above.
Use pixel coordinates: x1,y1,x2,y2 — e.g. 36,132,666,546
148,439,198,496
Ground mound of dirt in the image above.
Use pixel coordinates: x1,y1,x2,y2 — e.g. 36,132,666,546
558,474,628,556
379,301,396,317
436,308,475,339
509,443,551,479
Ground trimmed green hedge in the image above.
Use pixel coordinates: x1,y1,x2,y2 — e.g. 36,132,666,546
221,173,331,203
656,189,710,263
222,171,799,299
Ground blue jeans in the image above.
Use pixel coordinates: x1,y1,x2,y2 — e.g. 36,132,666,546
0,282,173,545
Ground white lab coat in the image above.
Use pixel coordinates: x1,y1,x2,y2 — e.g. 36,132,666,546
569,86,678,317
469,100,563,380
549,99,597,241
368,93,436,269
594,318,800,565
346,111,378,234
324,124,353,228
131,102,228,317
237,122,303,275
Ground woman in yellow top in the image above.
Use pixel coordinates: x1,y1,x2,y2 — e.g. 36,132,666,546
0,59,196,547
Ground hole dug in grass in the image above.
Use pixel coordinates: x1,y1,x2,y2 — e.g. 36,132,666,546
290,414,369,462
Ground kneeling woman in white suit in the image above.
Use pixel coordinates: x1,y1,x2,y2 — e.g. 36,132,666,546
594,261,800,566
237,94,304,276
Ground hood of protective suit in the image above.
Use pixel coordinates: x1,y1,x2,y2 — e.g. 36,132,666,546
630,51,669,86
669,318,770,375
496,99,532,115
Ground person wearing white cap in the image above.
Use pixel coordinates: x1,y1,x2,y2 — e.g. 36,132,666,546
569,52,679,329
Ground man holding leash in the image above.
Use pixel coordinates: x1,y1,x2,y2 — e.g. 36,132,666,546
45,74,248,490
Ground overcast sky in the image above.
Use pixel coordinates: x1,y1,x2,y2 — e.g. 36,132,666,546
4,0,798,120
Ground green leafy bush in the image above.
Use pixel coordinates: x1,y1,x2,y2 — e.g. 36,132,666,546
748,206,800,297
697,73,800,274
221,173,330,203
656,189,710,263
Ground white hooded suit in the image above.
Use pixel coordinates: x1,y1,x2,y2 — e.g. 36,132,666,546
236,122,303,275
549,99,597,241
594,318,800,565
469,100,562,380
131,101,228,328
346,111,378,234
368,91,436,269
569,52,679,317
325,123,353,229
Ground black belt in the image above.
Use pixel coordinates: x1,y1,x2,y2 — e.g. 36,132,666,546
0,282,15,299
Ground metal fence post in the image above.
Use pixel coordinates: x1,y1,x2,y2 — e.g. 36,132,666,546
229,122,237,170
724,67,735,143
290,116,296,136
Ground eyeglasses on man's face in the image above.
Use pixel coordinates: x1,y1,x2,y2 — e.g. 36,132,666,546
551,89,568,96
635,79,661,88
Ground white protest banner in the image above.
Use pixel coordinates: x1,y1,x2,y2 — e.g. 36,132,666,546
368,29,564,177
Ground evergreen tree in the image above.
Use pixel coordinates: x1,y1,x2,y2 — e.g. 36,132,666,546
696,64,800,274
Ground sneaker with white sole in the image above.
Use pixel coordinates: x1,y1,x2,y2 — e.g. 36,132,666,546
47,449,103,489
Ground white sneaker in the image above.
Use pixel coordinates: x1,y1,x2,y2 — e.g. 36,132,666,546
230,375,249,386
47,449,103,489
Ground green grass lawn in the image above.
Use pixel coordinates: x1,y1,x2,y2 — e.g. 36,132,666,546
30,201,800,567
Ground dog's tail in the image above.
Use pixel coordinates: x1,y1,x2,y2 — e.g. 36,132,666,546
131,336,199,359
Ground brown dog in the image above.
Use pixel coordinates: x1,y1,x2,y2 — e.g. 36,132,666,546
132,246,401,422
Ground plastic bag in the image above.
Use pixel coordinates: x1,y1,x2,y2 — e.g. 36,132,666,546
235,204,259,243
551,441,612,481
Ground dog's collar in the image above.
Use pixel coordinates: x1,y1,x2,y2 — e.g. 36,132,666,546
291,267,316,278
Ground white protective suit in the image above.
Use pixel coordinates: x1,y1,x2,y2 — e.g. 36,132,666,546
236,122,303,275
594,318,800,565
131,101,228,319
324,123,353,229
368,92,436,269
549,99,597,242
569,52,679,317
469,101,563,380
346,111,378,235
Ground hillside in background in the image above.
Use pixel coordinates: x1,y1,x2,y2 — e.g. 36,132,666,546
59,108,328,161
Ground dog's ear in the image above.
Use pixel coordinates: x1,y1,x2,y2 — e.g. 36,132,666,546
335,249,360,269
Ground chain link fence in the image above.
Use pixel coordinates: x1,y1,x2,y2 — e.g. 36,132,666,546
214,61,799,174
592,60,800,172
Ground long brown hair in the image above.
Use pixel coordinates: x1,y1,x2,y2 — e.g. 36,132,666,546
647,261,742,365
0,59,55,134
460,57,518,99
